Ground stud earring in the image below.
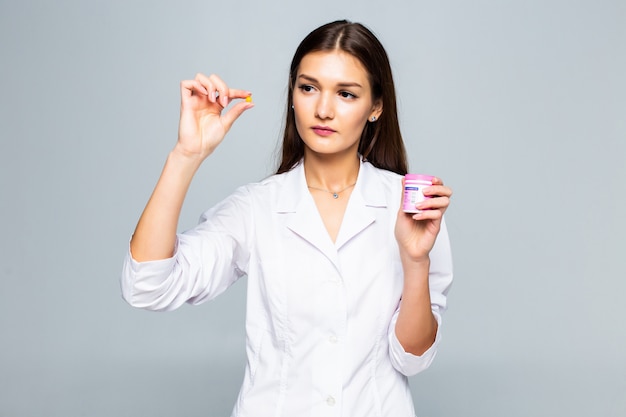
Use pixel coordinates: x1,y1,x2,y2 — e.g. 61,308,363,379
370,116,377,122
291,105,294,109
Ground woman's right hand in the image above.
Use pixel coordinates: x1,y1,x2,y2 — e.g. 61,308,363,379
175,73,254,161
130,74,252,262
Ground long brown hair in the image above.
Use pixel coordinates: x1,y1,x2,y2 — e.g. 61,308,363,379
276,20,408,175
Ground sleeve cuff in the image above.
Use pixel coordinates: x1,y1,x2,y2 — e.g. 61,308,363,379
121,238,179,307
388,310,442,376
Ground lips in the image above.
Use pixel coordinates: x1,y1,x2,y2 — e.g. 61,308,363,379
312,125,336,137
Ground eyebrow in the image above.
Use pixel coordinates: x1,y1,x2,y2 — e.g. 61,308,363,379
297,74,363,89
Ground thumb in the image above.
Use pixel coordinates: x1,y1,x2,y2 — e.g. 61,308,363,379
221,101,255,132
398,177,407,213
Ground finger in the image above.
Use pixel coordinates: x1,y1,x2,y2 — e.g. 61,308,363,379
220,100,255,131
192,73,253,107
181,79,209,98
411,208,443,221
431,176,444,186
226,88,253,100
216,88,253,109
195,73,219,103
416,196,450,211
212,86,252,108
423,185,452,198
207,74,231,107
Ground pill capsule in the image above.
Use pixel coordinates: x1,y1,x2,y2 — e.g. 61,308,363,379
245,95,252,103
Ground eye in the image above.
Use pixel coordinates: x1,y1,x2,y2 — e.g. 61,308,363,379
297,84,315,93
339,91,357,99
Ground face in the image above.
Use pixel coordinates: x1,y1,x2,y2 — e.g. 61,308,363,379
292,50,382,158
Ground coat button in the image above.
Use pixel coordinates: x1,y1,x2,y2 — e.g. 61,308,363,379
326,396,336,406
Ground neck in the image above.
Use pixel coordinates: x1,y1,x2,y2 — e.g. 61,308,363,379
303,152,360,191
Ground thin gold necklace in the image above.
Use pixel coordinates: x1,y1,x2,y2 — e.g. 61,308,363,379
307,183,356,199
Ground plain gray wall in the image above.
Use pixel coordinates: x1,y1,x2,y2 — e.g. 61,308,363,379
1,0,625,416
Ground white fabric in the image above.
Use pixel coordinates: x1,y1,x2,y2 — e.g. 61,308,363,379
121,159,453,417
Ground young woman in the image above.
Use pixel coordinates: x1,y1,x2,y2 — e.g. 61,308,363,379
122,20,453,417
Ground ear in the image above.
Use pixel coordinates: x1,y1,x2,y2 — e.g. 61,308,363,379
369,99,383,122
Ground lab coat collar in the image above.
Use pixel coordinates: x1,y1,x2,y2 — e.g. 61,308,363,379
275,159,390,264
275,159,388,212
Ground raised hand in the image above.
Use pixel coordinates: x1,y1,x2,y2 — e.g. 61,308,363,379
130,73,253,262
176,73,254,160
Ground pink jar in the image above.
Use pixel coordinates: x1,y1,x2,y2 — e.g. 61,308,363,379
403,174,434,213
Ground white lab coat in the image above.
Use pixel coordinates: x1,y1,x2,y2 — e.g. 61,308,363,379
121,159,453,417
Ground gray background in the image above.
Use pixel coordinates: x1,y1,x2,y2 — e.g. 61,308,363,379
1,0,625,416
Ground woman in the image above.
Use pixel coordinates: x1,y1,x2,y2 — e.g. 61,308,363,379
122,20,453,417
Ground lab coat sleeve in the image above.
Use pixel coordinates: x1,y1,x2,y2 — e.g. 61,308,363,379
388,217,454,376
120,185,252,311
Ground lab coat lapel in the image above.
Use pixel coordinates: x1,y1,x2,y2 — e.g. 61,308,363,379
334,161,388,249
274,160,390,264
333,191,375,250
276,163,339,266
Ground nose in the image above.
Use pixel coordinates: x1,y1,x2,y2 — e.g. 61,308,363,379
315,92,334,120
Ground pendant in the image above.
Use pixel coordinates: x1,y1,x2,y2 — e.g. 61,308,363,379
332,193,339,199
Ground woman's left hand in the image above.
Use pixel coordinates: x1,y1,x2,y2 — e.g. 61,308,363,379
394,177,452,264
